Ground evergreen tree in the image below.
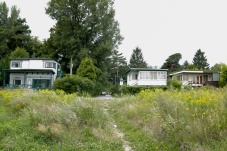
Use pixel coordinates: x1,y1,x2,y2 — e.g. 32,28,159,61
182,60,189,69
129,47,147,68
161,53,182,72
76,57,100,81
0,2,31,59
192,49,209,70
108,49,127,84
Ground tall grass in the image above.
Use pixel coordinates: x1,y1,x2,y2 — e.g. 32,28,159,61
109,87,227,150
0,89,123,150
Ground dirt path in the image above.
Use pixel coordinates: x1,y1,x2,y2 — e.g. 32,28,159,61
96,96,134,151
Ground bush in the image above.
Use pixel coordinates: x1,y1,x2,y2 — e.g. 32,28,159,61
167,78,182,89
53,74,95,95
118,85,168,95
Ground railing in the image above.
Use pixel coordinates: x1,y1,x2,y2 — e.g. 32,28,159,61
132,80,138,86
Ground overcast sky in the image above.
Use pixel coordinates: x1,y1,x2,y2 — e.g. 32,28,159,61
3,0,227,68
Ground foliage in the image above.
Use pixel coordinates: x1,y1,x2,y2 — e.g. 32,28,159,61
192,49,209,70
167,77,182,89
0,89,122,150
161,53,182,72
10,47,29,59
76,57,99,81
118,85,167,95
53,74,96,95
219,63,227,87
45,0,123,73
107,49,128,86
211,63,222,72
109,87,227,150
129,46,147,68
0,2,31,60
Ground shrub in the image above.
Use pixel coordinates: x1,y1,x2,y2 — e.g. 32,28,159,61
53,74,95,95
118,85,167,95
167,78,182,89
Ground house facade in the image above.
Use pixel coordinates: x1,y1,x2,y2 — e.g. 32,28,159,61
170,70,220,87
126,68,168,86
3,58,61,89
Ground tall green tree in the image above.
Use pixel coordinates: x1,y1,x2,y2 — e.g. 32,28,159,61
129,47,147,68
161,53,182,72
192,49,209,70
0,2,31,59
46,0,123,73
108,49,127,84
219,63,227,87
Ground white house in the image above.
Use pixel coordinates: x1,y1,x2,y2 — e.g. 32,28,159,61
126,68,168,86
170,70,220,87
3,58,61,89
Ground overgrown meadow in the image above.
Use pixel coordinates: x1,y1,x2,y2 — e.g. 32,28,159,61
0,89,122,150
0,87,227,150
109,87,227,150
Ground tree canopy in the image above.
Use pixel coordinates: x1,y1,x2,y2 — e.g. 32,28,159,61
129,47,147,68
161,53,182,72
192,49,209,70
0,2,31,60
219,63,227,87
46,0,123,73
10,47,29,59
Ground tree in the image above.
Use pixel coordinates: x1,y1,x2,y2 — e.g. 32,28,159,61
76,57,99,81
192,49,209,70
46,0,123,73
129,47,147,68
182,60,189,69
10,47,29,58
108,49,127,84
0,2,31,60
211,63,222,72
219,63,227,87
161,53,182,72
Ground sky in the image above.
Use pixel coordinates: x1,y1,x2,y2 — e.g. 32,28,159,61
3,0,227,68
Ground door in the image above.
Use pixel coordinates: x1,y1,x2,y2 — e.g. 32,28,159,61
200,76,203,84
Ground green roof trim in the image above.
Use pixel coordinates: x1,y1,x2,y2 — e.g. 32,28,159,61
10,58,56,61
125,68,168,74
3,69,55,74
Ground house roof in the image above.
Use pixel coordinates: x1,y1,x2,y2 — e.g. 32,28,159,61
125,68,168,74
170,70,219,76
3,69,55,74
10,58,56,61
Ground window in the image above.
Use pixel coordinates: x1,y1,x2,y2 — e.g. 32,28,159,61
140,71,151,79
11,62,21,68
45,62,56,68
150,72,157,80
157,71,167,80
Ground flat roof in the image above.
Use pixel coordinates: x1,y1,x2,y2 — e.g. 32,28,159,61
3,69,55,74
125,68,168,74
10,58,56,61
170,70,219,75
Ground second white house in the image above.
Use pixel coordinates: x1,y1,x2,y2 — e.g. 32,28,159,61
126,68,168,86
